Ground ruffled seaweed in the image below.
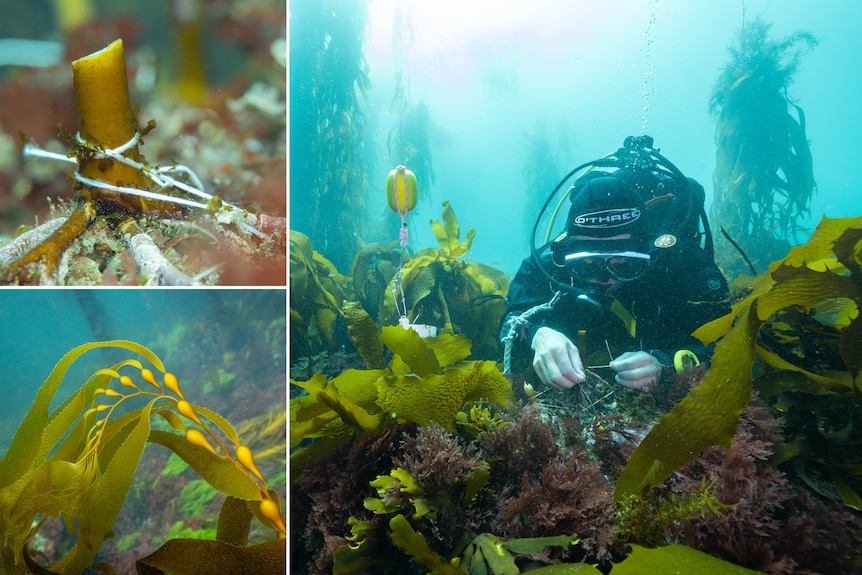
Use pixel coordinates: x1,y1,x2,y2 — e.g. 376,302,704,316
290,324,514,475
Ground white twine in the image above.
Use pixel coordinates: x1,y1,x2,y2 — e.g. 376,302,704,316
23,132,270,241
24,132,238,213
502,291,561,375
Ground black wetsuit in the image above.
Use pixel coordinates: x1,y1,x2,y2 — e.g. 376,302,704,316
500,237,731,370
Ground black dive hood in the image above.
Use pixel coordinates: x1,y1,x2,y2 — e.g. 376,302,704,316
529,135,713,300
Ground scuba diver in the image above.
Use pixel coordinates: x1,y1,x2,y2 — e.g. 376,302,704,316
500,136,731,393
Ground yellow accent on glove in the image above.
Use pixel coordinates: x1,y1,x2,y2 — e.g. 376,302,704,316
673,349,700,373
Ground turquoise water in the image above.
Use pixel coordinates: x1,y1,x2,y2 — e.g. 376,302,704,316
291,0,861,276
0,289,286,453
0,289,287,570
289,3,862,572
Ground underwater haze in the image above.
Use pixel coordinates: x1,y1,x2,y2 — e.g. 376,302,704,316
0,289,287,570
293,0,862,276
0,290,286,452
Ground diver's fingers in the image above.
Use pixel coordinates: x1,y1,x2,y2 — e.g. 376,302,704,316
612,351,661,392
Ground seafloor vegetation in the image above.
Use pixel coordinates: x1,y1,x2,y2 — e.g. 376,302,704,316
0,0,286,285
288,7,861,573
290,206,862,574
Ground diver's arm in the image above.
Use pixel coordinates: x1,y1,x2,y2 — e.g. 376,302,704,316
499,250,560,346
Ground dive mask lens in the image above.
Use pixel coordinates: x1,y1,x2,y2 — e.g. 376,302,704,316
567,255,605,278
565,251,650,281
608,254,649,279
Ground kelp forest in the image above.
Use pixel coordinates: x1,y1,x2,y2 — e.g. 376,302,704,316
290,0,371,273
710,18,819,279
290,10,862,575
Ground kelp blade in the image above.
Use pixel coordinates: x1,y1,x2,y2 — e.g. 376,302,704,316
617,217,862,501
149,430,263,502
0,340,162,491
136,538,286,575
611,544,763,574
614,301,760,500
53,399,158,574
0,341,167,571
0,339,285,574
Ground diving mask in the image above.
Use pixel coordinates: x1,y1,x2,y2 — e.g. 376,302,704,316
562,250,651,282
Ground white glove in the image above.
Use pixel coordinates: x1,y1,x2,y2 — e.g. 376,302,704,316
530,327,585,389
610,351,662,392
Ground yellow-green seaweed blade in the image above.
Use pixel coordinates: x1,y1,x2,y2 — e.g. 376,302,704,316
148,430,262,502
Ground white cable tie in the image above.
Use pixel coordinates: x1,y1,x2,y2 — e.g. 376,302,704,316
22,143,78,165
73,132,209,198
157,164,206,191
75,131,140,156
74,173,209,210
111,156,215,203
104,132,140,155
31,130,246,216
164,177,214,201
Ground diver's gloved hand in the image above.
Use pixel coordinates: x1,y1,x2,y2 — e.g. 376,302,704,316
610,351,661,392
531,327,586,389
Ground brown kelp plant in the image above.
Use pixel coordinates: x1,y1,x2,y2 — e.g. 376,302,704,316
710,18,818,278
290,202,510,366
0,340,285,575
290,0,371,273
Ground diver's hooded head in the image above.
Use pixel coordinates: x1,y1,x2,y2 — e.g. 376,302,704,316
561,175,649,253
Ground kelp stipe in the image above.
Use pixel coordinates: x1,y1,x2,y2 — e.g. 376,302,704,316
0,340,285,575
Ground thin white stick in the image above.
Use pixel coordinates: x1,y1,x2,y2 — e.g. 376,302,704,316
124,231,198,286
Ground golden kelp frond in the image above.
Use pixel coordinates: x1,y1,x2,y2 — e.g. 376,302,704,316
420,332,475,368
342,301,387,369
0,340,285,575
290,368,387,471
610,544,763,575
616,216,862,504
380,203,509,359
376,360,513,433
614,298,760,501
350,241,400,320
430,201,476,260
811,297,857,330
380,324,443,376
136,533,285,575
290,328,514,472
289,230,349,351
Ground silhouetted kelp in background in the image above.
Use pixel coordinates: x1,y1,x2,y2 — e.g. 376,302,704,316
711,18,818,278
